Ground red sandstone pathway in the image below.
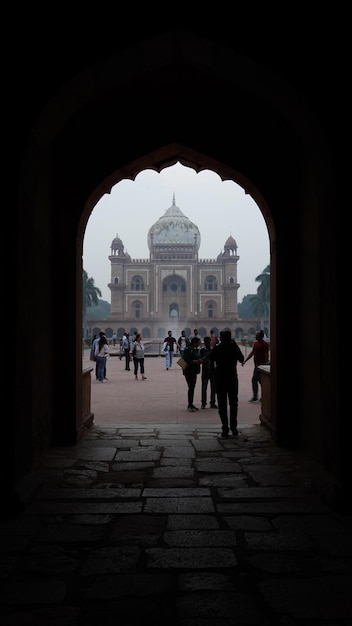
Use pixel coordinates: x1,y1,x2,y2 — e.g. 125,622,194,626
83,350,262,428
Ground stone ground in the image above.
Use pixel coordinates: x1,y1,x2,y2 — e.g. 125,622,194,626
0,355,351,625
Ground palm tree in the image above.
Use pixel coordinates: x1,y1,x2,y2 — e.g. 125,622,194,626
255,265,270,301
249,265,270,332
83,270,102,339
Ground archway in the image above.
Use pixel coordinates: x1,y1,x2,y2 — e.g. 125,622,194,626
79,148,276,425
17,30,337,485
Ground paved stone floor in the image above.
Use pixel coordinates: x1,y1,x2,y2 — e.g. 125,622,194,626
1,356,351,625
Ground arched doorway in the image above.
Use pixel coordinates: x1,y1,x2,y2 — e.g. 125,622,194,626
16,30,339,501
79,148,275,426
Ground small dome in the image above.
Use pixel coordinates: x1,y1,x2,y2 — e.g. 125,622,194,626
224,235,237,249
147,194,200,250
111,233,131,259
111,233,124,250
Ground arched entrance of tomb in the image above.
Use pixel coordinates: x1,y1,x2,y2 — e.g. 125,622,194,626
79,148,275,425
17,30,335,482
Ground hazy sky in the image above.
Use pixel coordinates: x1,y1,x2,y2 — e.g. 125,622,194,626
83,162,269,303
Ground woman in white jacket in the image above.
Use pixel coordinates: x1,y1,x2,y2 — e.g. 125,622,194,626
94,334,109,382
131,333,150,380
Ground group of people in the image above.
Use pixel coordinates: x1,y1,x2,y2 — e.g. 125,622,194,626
91,330,152,381
90,327,269,438
181,328,269,438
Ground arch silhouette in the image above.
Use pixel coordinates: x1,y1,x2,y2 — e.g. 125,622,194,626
15,29,340,506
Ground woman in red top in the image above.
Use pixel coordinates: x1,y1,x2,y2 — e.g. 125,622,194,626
242,330,269,401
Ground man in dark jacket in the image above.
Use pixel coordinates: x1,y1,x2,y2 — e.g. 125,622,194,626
210,330,245,437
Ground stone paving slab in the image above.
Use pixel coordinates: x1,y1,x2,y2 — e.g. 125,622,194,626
224,515,272,531
199,474,247,487
1,423,351,625
144,497,215,514
143,487,212,497
145,547,237,569
163,530,238,547
150,467,196,478
166,515,220,530
195,459,241,472
160,457,193,467
114,449,162,461
74,447,118,461
162,446,196,458
27,501,143,515
216,499,331,514
217,486,312,499
40,487,142,499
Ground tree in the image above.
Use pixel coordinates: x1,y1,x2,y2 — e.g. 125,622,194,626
238,294,257,318
249,265,270,331
255,265,270,301
83,270,102,338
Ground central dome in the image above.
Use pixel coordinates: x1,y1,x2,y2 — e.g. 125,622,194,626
147,195,201,251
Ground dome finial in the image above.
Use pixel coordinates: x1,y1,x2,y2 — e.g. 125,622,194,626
172,192,176,206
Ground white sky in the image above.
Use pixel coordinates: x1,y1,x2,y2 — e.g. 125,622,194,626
83,162,269,303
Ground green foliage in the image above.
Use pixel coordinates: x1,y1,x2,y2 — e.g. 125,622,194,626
86,299,111,319
83,269,102,310
238,265,270,319
82,269,104,336
238,294,257,317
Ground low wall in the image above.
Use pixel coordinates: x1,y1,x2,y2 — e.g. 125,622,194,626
258,365,275,436
80,367,94,434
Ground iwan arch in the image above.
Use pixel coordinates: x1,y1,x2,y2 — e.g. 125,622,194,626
12,30,342,511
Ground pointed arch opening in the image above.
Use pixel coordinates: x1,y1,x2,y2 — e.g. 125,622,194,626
79,147,275,425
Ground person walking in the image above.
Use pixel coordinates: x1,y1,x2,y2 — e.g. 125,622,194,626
182,336,204,412
177,330,189,357
200,335,217,409
131,333,149,380
242,329,269,402
94,334,109,382
163,330,177,370
122,332,132,371
210,329,244,437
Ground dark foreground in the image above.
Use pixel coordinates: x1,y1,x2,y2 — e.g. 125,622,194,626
0,422,351,625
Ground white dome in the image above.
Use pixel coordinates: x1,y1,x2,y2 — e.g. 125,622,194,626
147,195,200,250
